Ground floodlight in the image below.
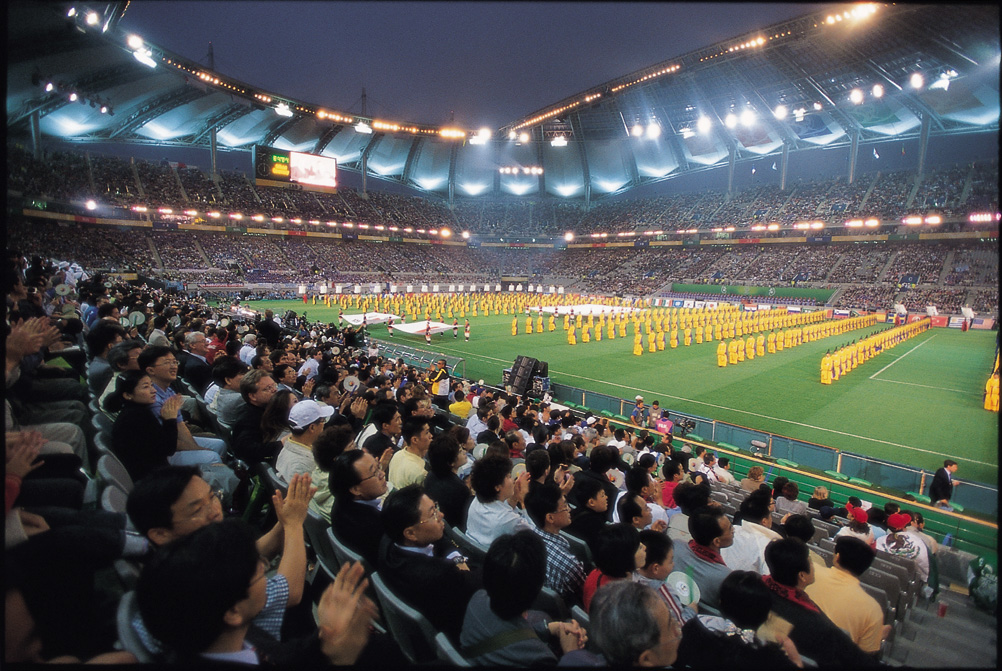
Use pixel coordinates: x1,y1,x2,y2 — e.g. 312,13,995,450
564,232,574,242
739,109,755,127
724,113,737,129
275,103,293,117
518,132,530,143
127,34,144,50
461,231,470,239
68,92,78,102
440,228,452,237
478,127,492,139
910,73,924,89
85,200,96,210
508,130,517,140
354,122,373,134
133,49,158,69
551,135,567,147
697,116,712,133
631,124,644,137
100,106,108,114
646,123,661,139
67,7,76,17
813,102,823,111
44,82,54,92
85,11,99,25
773,105,787,120
849,89,864,104
872,84,884,98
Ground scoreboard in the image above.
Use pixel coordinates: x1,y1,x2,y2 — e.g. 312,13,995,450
254,145,337,192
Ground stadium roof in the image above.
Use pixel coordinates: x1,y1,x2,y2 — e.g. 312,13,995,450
7,2,999,200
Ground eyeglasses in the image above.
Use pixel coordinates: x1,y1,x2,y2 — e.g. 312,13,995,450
154,359,179,367
417,503,441,524
183,489,224,521
257,384,278,394
358,464,383,483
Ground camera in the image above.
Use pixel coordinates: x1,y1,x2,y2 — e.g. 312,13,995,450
672,415,696,436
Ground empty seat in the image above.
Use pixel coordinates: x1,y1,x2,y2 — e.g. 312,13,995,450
97,453,134,494
101,484,128,513
116,591,158,663
304,508,339,582
434,631,472,667
370,572,438,664
443,523,489,566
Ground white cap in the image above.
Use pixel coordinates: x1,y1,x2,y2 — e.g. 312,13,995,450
585,416,597,426
288,400,335,431
635,394,644,401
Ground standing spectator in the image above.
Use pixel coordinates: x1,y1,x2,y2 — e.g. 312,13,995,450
928,460,960,510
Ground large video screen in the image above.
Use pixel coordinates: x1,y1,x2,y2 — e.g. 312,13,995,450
254,145,337,191
290,151,337,188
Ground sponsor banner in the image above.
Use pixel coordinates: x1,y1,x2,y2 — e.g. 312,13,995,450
930,316,949,328
947,316,966,328
906,314,928,323
833,309,851,318
972,318,995,329
197,283,244,288
787,305,802,313
742,303,759,311
807,236,832,243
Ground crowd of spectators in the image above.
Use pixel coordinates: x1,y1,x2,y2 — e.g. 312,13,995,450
884,242,951,285
898,287,968,314
835,285,900,312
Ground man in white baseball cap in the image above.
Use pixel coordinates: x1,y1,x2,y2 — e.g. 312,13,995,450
275,400,334,481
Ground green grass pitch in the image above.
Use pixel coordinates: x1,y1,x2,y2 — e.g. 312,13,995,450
243,299,998,485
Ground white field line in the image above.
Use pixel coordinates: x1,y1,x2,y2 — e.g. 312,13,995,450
870,378,981,396
869,334,936,379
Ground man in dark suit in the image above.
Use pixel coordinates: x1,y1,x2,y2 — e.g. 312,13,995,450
928,460,959,510
257,310,285,349
180,331,212,395
330,450,388,566
378,484,480,642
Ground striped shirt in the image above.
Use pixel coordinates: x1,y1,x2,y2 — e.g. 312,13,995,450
532,527,586,602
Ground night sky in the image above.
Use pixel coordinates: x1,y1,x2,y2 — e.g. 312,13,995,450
117,2,833,131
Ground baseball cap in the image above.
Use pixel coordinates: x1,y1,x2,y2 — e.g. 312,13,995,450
887,512,912,532
288,400,335,431
635,395,644,401
585,416,597,426
848,507,869,524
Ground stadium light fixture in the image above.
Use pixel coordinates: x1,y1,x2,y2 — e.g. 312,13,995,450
508,130,517,141
518,132,530,144
924,216,942,225
910,73,924,89
810,222,824,230
646,122,661,139
44,82,55,92
68,92,78,102
631,124,644,137
872,84,884,98
724,113,738,129
739,109,756,127
185,210,199,216
551,135,568,147
354,122,373,134
564,232,574,242
864,219,879,227
440,228,452,238
813,102,823,111
85,199,97,211
85,11,99,26
275,103,293,117
127,34,146,51
696,116,712,133
773,105,787,120
849,89,864,104
67,7,76,17
901,216,923,225
461,231,470,239
133,49,158,69
478,127,492,140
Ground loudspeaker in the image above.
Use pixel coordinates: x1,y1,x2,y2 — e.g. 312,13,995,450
534,360,548,378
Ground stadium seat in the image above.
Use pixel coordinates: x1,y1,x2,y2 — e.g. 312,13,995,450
327,527,372,574
532,586,571,621
905,492,931,504
824,470,850,481
93,432,114,457
256,463,289,499
776,458,800,469
434,631,472,667
304,508,339,582
858,582,895,624
848,477,872,488
100,484,128,514
443,523,488,566
92,412,114,435
97,453,134,494
370,572,438,664
116,591,157,663
860,568,904,620
559,531,595,572
570,604,590,630
687,434,704,442
112,559,141,591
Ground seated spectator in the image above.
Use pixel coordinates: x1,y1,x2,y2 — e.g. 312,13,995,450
740,465,766,493
524,482,586,604
722,488,781,575
308,425,355,521
714,456,736,485
330,450,387,566
378,484,480,641
231,369,284,464
620,465,668,530
771,476,790,502
448,390,472,419
85,320,125,396
423,433,472,529
676,570,803,669
582,523,646,611
635,530,697,624
460,530,586,665
207,356,249,428
670,506,734,611
806,536,890,656
136,519,373,665
835,504,875,548
775,482,808,516
179,331,212,395
668,480,713,544
808,485,833,510
276,400,333,482
387,417,433,490
466,455,532,546
104,371,183,482
259,388,297,447
784,514,827,567
360,402,402,461
568,444,619,521
97,338,144,416
578,580,683,667
661,459,685,510
762,538,876,667
565,476,609,552
875,512,930,584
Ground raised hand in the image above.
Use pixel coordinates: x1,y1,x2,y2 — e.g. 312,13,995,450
273,472,316,529
318,561,380,665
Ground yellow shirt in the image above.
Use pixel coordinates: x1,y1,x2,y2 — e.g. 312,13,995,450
805,564,885,653
388,448,428,490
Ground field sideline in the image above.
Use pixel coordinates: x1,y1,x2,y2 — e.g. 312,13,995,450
239,299,998,485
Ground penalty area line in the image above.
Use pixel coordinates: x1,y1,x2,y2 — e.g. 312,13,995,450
868,334,936,380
